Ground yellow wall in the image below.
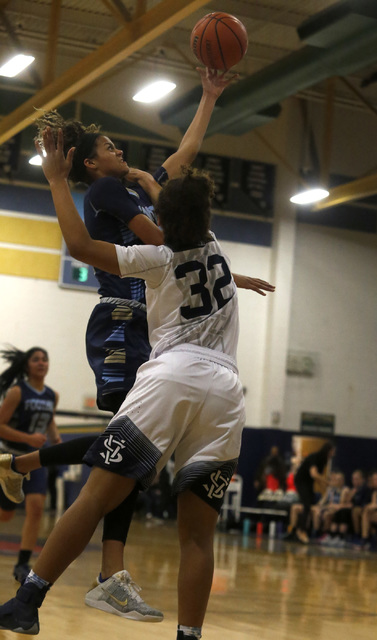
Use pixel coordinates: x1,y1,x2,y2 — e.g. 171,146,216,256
0,213,62,280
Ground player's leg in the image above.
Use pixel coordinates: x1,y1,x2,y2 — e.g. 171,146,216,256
90,384,139,581
176,490,218,638
1,438,162,619
14,492,46,583
0,437,98,504
13,467,49,583
84,384,162,621
86,301,146,583
0,467,136,634
32,467,135,582
0,436,98,476
172,352,244,639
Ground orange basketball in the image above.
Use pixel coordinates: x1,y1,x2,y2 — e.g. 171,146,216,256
190,12,248,71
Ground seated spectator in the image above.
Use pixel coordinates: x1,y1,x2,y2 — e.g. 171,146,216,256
360,470,377,549
325,469,370,547
314,471,349,545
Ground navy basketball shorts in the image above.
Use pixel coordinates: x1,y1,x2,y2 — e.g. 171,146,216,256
0,467,48,511
84,345,246,513
86,298,151,412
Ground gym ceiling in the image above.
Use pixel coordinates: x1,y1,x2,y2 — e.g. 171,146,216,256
1,0,377,209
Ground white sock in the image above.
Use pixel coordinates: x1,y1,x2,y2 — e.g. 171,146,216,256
25,570,50,589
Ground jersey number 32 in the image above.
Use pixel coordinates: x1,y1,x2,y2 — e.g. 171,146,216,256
175,254,232,320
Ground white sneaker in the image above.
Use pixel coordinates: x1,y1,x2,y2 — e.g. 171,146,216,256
84,570,163,622
330,536,346,548
0,454,28,503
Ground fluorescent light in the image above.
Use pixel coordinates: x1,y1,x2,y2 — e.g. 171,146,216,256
133,80,176,103
290,188,329,205
0,54,35,77
29,151,46,166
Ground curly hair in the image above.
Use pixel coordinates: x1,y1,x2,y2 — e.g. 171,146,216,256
0,345,48,399
155,166,215,250
34,110,101,184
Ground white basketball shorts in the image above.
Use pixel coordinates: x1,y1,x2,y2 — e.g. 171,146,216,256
84,344,245,510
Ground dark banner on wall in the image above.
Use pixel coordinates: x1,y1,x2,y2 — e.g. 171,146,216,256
139,144,275,218
0,133,22,178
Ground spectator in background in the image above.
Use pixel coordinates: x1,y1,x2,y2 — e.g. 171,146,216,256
315,471,349,545
327,469,370,547
254,445,286,502
292,441,336,544
360,470,377,550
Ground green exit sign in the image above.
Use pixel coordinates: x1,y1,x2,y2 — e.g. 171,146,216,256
72,265,89,283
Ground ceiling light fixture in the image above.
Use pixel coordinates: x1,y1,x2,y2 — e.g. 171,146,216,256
29,152,46,166
133,80,176,103
290,188,329,205
0,54,35,77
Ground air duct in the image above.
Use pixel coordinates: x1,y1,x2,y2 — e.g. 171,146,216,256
160,0,377,136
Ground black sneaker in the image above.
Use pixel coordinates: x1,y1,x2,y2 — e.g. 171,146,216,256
177,631,199,640
0,582,49,635
13,563,31,584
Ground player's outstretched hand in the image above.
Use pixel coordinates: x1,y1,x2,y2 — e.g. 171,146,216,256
34,127,75,185
233,274,276,296
197,67,238,99
126,168,162,204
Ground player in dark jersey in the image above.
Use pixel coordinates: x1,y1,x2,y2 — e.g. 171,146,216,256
0,346,61,584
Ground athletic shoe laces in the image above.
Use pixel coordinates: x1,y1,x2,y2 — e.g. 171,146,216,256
115,571,143,603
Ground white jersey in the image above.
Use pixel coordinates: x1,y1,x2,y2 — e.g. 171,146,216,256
115,232,239,362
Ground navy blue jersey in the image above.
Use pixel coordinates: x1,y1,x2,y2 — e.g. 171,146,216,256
352,484,371,507
0,380,56,454
84,167,167,301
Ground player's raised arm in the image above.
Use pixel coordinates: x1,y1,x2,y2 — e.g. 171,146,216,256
162,68,237,178
35,128,120,276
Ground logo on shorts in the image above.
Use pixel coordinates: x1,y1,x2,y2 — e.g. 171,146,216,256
203,469,230,499
100,434,126,465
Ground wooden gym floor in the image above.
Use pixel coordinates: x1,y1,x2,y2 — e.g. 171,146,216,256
1,512,377,640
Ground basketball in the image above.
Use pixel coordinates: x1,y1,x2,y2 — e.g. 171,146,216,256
190,12,248,71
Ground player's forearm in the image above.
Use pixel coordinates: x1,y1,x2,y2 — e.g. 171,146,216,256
0,424,30,444
181,90,217,147
177,91,218,161
49,178,94,259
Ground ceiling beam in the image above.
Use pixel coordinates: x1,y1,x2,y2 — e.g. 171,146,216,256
0,0,210,145
43,0,61,86
320,77,335,187
134,0,147,20
110,0,132,22
100,0,130,26
314,173,377,210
